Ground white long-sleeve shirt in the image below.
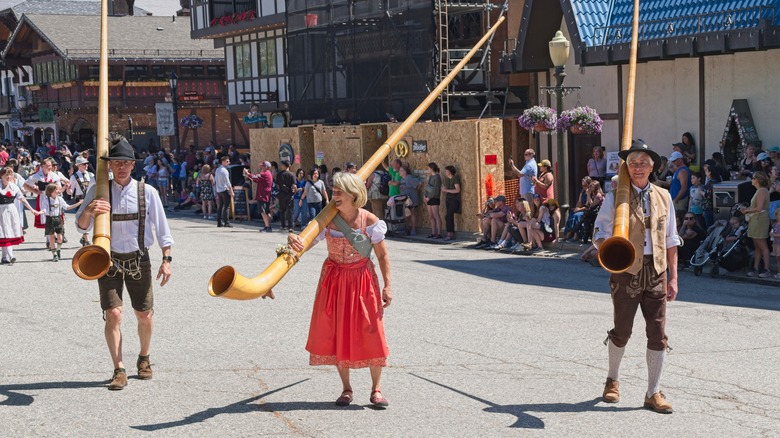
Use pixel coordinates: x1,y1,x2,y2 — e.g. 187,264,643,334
69,171,95,197
214,165,231,193
594,184,682,255
75,179,174,253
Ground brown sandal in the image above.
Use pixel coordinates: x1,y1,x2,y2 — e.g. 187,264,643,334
369,390,389,409
335,389,353,406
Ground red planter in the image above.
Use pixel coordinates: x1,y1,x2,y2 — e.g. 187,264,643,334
534,123,550,132
570,125,586,135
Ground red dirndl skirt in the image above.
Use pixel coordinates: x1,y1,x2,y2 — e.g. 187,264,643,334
34,195,45,229
306,257,389,369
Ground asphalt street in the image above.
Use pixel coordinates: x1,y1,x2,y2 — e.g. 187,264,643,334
1,212,779,437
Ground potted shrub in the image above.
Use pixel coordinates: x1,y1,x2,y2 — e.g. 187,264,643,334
556,106,603,135
518,106,557,132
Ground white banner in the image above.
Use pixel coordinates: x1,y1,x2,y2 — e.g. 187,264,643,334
155,103,175,137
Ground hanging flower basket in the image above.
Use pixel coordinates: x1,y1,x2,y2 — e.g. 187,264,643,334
19,126,35,136
518,106,557,132
179,115,205,129
556,106,603,135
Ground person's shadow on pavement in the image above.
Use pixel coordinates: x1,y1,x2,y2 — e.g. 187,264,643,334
411,373,642,429
131,379,313,431
0,380,106,406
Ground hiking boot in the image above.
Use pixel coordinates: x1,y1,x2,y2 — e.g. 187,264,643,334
602,378,620,403
52,253,59,262
137,355,153,380
644,391,673,414
108,368,127,390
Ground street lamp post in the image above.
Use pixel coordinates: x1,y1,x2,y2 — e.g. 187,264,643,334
168,72,180,155
539,31,579,206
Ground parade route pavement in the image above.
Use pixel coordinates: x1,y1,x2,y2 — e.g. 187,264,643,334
1,214,779,437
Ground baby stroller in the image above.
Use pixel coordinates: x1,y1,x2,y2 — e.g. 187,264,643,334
690,205,749,277
384,195,408,236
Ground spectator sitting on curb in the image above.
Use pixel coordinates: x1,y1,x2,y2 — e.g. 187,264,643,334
494,198,532,251
521,198,561,252
475,196,509,249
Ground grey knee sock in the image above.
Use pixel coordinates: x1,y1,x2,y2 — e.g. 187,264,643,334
646,349,666,397
607,339,625,381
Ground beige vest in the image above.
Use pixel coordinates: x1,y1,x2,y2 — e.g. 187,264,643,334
626,185,671,275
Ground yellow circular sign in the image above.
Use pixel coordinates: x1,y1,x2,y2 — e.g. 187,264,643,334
395,140,409,158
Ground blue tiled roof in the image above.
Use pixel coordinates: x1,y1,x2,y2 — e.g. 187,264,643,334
571,0,780,47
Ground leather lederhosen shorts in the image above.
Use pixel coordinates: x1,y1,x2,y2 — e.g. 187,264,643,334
98,251,153,312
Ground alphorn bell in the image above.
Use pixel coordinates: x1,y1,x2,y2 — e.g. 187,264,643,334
597,0,641,274
72,0,112,280
208,16,507,299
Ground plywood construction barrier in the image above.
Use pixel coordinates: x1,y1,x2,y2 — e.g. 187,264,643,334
249,118,511,233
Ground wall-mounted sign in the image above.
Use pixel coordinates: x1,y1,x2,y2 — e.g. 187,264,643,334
395,140,409,158
484,154,497,165
316,151,325,165
155,102,175,136
181,94,204,102
606,151,621,175
279,143,294,163
38,108,54,123
412,140,427,153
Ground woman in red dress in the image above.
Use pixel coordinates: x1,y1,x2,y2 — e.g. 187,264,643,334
288,172,392,409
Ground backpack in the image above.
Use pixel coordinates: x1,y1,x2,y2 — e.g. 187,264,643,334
378,171,391,196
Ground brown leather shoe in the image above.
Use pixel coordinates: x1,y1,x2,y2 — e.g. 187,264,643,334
108,368,127,390
137,355,153,380
644,391,673,414
602,378,620,403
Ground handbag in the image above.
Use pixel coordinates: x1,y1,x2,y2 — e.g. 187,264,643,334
543,222,553,234
332,214,373,258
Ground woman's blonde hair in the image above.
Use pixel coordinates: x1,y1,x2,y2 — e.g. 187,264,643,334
201,164,211,174
333,171,367,207
753,171,769,188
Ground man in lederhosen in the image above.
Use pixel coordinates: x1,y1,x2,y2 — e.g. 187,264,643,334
75,138,174,391
593,140,681,414
69,155,95,246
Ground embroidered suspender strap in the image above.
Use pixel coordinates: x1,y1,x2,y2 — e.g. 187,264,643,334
75,173,88,197
332,214,373,258
137,181,146,256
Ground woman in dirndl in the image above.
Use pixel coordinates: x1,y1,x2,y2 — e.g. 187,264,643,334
287,172,392,409
0,167,42,264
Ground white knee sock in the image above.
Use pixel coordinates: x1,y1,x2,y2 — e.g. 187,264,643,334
646,349,666,397
2,246,10,260
607,339,625,381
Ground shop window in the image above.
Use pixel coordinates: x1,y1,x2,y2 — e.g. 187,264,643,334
207,65,226,78
125,65,148,80
151,65,167,79
234,43,252,78
258,38,277,76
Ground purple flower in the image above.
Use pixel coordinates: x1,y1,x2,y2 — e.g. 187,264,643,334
518,106,557,131
556,106,602,134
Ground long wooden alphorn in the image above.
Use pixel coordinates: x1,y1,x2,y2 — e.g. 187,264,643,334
597,0,640,273
72,0,111,280
208,16,506,299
